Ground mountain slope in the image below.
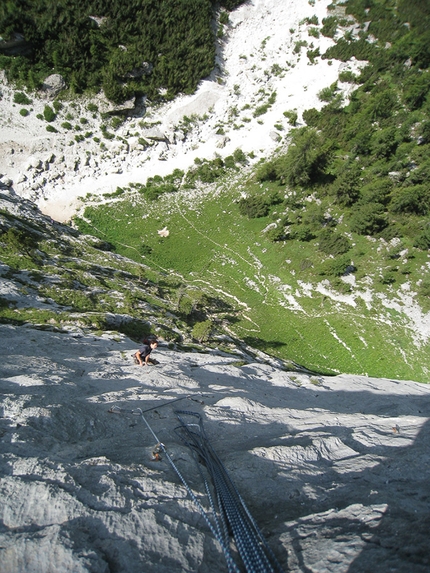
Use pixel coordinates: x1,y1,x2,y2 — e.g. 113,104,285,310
1,318,430,572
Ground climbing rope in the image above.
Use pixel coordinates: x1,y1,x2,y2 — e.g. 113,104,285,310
174,411,284,573
137,408,241,573
113,397,284,572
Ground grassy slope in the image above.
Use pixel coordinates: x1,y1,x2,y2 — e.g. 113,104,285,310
76,175,429,382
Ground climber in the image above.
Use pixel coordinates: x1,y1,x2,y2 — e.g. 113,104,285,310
134,339,159,366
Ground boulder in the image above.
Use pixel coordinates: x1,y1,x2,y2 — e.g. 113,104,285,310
141,127,168,142
270,130,282,142
16,173,27,184
174,130,186,143
215,135,230,148
96,93,136,115
40,74,67,99
26,157,42,170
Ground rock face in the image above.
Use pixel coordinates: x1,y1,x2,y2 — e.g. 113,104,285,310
0,320,429,572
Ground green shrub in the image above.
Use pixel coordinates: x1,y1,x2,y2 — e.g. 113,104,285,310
13,92,32,105
233,148,247,164
87,103,98,113
238,195,271,218
330,164,361,206
350,202,388,235
253,103,270,117
419,277,430,297
281,127,334,187
2,228,37,253
294,40,308,54
302,108,320,126
219,11,229,25
224,156,236,170
178,295,193,316
307,48,320,63
323,37,376,62
111,116,123,130
101,129,115,140
19,108,29,117
61,121,73,130
379,270,396,285
255,161,278,182
53,100,63,112
338,70,357,83
303,15,318,25
413,227,430,250
238,191,281,219
321,16,338,38
318,82,338,102
289,225,315,242
319,254,352,277
267,227,286,242
46,124,58,133
390,185,430,215
43,105,56,122
402,72,430,110
359,178,392,206
318,229,351,255
192,320,212,343
283,110,298,126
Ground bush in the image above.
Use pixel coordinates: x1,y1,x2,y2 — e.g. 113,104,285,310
178,295,193,316
339,70,357,83
419,121,430,144
289,225,315,242
402,72,430,110
267,226,286,242
413,227,430,250
19,108,29,117
13,92,32,105
318,229,351,255
302,108,320,127
319,254,352,277
2,228,37,253
61,121,73,130
233,148,247,164
43,105,56,122
238,195,271,218
321,16,338,38
330,164,361,206
294,40,308,54
359,178,392,206
255,161,278,182
283,110,298,126
350,202,388,235
282,127,334,187
192,320,212,343
53,100,63,113
307,48,320,64
390,185,430,215
419,277,430,297
46,124,58,133
318,82,338,102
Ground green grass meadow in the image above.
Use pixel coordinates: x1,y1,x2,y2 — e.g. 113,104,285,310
75,179,429,382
